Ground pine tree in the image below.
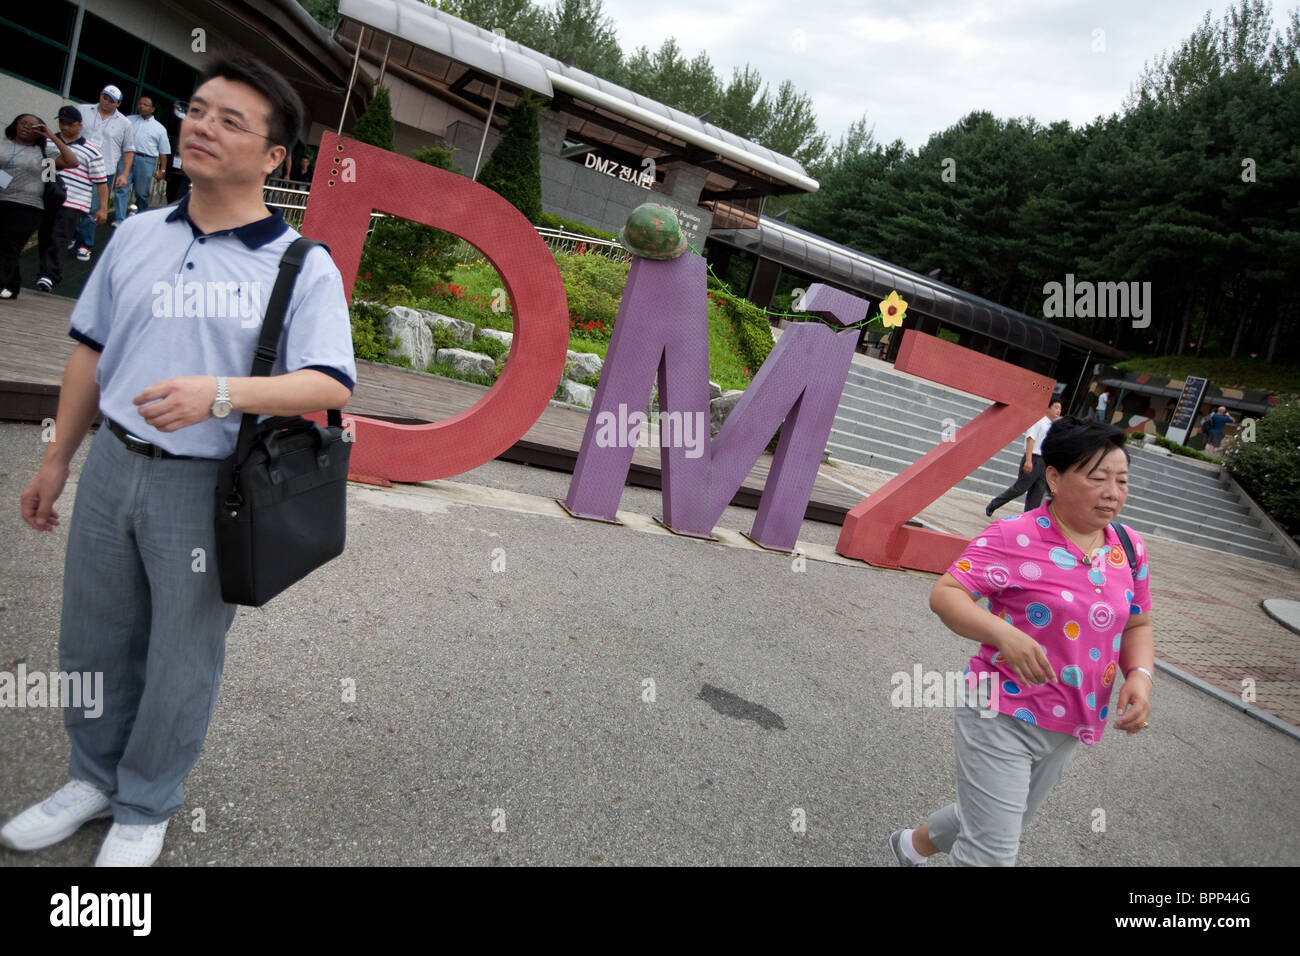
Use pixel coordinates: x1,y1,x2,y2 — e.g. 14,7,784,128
351,87,395,151
476,94,543,223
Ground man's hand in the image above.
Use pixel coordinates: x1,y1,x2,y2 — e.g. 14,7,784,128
1022,458,1034,474
133,376,216,431
1113,674,1152,734
94,207,107,225
114,173,128,189
154,168,166,180
21,461,70,531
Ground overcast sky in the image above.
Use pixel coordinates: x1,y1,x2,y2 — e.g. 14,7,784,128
595,0,1233,151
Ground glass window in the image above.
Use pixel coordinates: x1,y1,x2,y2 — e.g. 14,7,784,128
0,22,68,91
77,12,146,83
144,49,197,101
2,3,76,44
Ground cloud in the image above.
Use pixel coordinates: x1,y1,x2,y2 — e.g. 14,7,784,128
596,0,1216,151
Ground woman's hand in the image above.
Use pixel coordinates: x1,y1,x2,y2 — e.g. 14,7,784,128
992,625,1057,687
1113,672,1152,734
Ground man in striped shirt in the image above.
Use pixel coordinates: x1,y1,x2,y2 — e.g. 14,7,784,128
36,107,108,293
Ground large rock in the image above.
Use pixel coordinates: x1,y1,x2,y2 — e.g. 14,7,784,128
566,350,603,381
425,311,474,344
478,327,514,347
560,380,596,406
385,306,433,370
710,389,745,435
435,348,496,378
709,380,723,400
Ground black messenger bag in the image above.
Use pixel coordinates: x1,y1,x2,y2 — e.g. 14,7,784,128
215,237,351,606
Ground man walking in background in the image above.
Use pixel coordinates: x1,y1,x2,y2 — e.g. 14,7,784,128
986,399,1061,517
124,95,170,214
1205,405,1235,453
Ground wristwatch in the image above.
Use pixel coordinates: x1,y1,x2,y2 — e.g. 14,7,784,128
210,376,232,419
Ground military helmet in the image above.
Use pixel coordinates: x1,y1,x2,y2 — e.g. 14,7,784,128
618,203,688,260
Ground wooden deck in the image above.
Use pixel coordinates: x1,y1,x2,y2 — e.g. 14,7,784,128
0,294,867,524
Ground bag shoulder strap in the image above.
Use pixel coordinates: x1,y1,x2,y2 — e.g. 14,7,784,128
248,236,321,378
1111,521,1137,570
234,237,337,459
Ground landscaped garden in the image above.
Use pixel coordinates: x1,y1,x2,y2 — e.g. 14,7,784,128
347,237,777,404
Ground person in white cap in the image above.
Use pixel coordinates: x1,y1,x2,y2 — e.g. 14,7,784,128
75,85,134,259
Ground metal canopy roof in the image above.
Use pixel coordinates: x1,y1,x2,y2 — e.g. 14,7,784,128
336,0,816,194
712,217,1072,360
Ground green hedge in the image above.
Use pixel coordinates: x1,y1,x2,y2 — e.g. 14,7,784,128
1151,434,1219,463
1224,401,1300,535
538,212,617,241
710,288,774,375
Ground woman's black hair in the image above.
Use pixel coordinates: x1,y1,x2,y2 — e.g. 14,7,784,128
1041,415,1129,475
193,54,304,153
5,114,38,140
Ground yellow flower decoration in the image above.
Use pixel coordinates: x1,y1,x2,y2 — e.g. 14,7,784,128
879,291,908,328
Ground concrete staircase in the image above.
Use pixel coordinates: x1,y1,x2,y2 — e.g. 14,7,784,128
825,359,1298,567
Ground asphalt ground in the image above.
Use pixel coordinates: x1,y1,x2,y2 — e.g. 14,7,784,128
0,422,1297,866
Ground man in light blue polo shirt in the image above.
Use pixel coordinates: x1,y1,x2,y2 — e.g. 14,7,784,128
123,94,171,215
4,55,355,867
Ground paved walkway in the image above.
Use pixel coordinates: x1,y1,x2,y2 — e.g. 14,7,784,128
1,423,1296,866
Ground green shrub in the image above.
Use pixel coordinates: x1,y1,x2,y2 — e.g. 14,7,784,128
471,334,510,361
1224,401,1300,534
477,94,543,223
412,145,460,174
556,252,628,342
350,86,394,150
354,143,463,301
1152,434,1218,463
350,301,391,362
431,326,464,351
538,212,617,241
710,288,774,376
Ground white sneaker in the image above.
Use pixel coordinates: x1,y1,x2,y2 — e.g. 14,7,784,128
95,821,169,867
0,780,111,851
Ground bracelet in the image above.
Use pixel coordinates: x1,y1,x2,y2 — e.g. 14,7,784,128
1126,666,1154,687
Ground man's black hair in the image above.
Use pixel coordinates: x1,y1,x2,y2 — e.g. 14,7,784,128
1041,415,1129,476
194,54,304,153
5,114,39,140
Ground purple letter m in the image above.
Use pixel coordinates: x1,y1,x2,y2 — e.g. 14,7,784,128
561,253,866,552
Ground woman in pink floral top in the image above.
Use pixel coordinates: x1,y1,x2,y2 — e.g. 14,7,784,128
890,416,1155,866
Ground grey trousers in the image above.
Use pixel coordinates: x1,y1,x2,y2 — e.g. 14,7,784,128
987,454,1047,512
925,682,1079,866
60,426,236,825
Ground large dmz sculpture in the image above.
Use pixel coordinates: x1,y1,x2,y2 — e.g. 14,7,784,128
302,133,1054,573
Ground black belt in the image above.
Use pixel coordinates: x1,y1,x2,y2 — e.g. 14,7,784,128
105,418,206,460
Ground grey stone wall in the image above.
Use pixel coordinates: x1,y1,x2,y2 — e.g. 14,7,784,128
446,115,713,242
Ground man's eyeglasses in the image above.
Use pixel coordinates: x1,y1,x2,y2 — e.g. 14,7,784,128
179,102,273,141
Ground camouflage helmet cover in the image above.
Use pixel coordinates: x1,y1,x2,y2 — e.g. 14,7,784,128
618,203,689,260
